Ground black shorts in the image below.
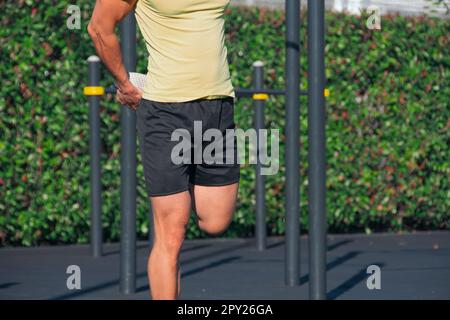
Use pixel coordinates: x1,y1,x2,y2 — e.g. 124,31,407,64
136,96,240,197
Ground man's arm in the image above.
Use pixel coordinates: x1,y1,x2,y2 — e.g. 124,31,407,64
87,0,141,109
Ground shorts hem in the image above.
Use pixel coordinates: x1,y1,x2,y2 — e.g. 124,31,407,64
147,186,190,197
190,177,240,188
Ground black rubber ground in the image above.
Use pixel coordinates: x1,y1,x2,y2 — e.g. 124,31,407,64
1,231,449,299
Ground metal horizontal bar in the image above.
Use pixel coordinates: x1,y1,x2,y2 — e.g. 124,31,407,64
104,86,309,97
236,88,308,97
105,85,117,94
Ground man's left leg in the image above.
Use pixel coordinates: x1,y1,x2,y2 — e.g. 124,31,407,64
190,183,239,235
189,96,240,234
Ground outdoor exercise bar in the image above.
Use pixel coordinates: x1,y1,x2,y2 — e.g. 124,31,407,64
86,56,103,258
253,61,267,251
119,12,137,295
284,0,301,287
308,0,327,300
105,86,313,97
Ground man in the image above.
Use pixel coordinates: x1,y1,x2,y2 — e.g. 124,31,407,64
87,0,240,300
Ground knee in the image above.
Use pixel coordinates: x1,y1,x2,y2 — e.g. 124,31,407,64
198,218,231,236
155,226,186,259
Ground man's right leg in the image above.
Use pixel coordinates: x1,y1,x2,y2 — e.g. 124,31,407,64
148,191,191,300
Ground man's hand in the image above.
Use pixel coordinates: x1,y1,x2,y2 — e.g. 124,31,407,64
116,79,142,110
87,0,141,110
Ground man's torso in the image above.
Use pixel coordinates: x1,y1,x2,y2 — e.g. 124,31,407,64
135,0,235,102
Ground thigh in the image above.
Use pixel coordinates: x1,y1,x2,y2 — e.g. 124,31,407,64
190,183,239,223
150,191,191,240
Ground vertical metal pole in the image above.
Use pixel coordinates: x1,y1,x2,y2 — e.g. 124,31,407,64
88,55,103,258
285,0,301,286
308,0,327,300
119,12,137,295
253,61,266,251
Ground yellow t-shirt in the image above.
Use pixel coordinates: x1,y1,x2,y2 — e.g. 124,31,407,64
135,0,235,103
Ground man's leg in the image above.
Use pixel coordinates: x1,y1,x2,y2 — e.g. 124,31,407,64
191,183,239,235
148,191,191,300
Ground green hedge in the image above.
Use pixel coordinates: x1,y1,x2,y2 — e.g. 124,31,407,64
0,1,448,246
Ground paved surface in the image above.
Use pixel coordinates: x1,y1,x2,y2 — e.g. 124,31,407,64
1,231,449,300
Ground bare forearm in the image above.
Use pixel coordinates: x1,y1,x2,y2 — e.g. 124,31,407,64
88,24,128,87
87,0,138,88
87,0,141,110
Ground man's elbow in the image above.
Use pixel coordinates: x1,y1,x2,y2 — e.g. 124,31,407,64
87,20,106,42
87,20,114,43
87,21,97,41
